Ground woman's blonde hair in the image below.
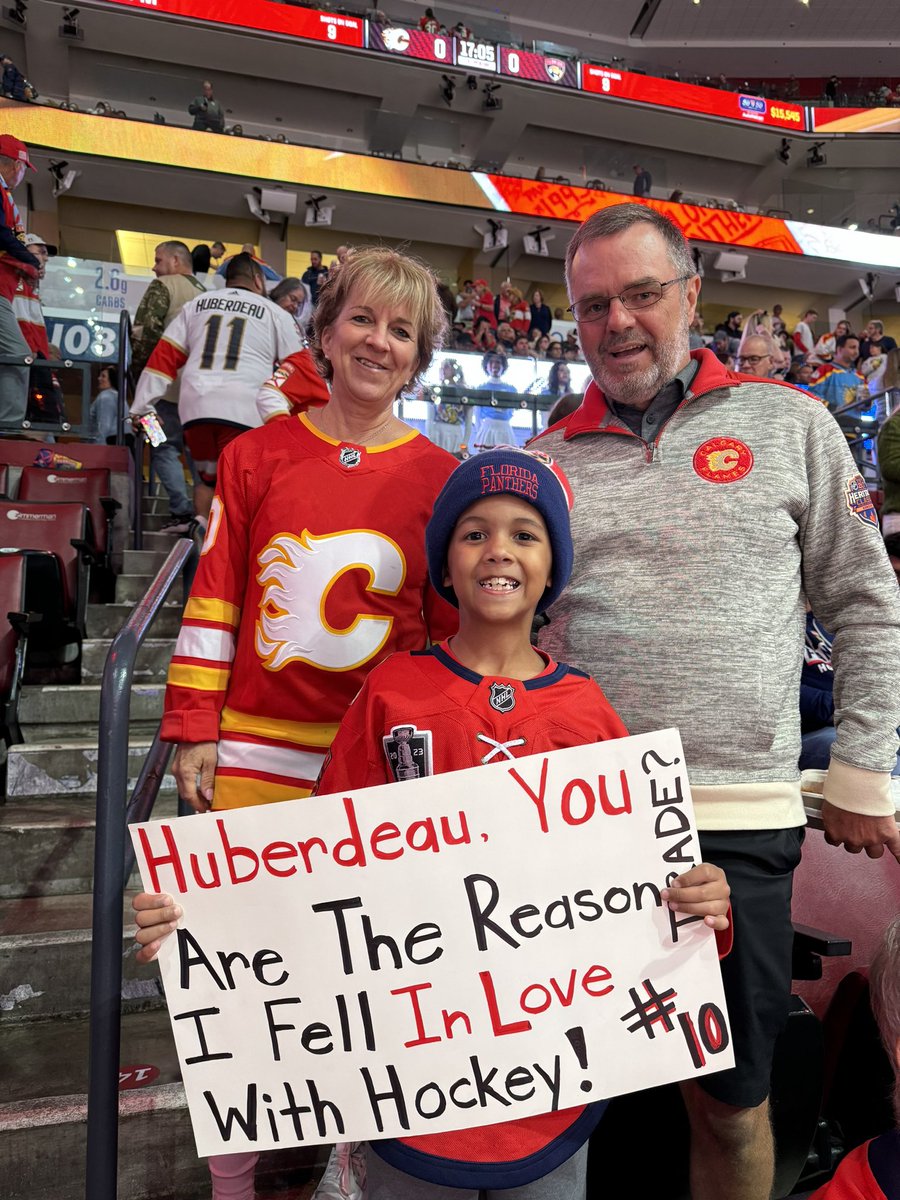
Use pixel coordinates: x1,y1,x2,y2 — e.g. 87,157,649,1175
311,246,448,387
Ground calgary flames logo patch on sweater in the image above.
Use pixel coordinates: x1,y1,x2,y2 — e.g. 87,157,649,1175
692,437,754,484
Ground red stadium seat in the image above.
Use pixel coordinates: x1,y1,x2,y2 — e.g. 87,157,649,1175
0,501,95,634
0,548,63,742
0,443,130,472
0,551,27,701
17,466,119,556
0,446,133,565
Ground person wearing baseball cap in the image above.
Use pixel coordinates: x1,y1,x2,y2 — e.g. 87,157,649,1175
0,134,40,427
13,230,64,426
22,232,57,258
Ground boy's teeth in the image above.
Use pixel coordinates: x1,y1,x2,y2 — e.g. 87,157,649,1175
481,577,518,590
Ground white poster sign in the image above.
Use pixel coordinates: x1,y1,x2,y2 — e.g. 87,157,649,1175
132,730,732,1157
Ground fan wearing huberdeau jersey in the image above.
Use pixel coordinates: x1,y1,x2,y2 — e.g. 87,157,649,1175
131,259,303,431
131,252,307,521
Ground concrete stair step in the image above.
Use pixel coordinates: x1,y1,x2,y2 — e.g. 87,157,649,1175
136,529,194,554
123,548,174,575
4,1004,181,1103
80,638,176,683
0,892,163,1022
0,1007,204,1200
6,739,176,802
142,494,170,514
0,794,178,898
18,684,165,726
142,512,184,532
19,721,160,742
86,603,183,639
0,1011,323,1200
116,573,189,605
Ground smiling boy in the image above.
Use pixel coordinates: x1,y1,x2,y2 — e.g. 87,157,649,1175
135,447,731,1200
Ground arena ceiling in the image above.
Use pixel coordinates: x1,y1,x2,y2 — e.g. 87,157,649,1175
12,0,900,309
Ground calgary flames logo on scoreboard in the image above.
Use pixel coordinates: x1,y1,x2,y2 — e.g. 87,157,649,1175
382,27,410,52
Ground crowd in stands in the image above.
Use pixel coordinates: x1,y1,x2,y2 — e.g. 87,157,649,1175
690,305,898,411
448,280,584,361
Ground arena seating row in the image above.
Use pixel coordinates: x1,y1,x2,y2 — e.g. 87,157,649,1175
0,441,133,746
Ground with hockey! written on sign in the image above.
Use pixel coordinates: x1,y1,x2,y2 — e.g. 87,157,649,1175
131,730,733,1156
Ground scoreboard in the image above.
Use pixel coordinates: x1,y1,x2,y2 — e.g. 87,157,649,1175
499,48,578,89
97,0,363,45
368,24,453,65
454,39,498,72
99,0,812,133
581,65,805,132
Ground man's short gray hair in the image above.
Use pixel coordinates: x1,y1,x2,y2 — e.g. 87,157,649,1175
870,914,900,1122
564,203,696,295
156,240,192,269
740,331,778,359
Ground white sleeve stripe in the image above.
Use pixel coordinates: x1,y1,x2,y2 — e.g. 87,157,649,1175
217,739,326,780
173,625,236,663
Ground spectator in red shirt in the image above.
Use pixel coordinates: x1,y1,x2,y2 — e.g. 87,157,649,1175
509,287,530,333
809,915,900,1199
0,135,40,427
419,6,439,32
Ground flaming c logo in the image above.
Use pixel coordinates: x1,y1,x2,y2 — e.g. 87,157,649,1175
692,437,754,484
255,529,406,672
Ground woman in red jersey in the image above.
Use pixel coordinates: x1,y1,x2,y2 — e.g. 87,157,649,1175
139,248,459,1200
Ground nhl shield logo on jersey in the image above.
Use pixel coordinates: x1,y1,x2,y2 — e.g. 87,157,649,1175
488,681,516,713
339,446,362,469
383,724,433,782
844,473,878,528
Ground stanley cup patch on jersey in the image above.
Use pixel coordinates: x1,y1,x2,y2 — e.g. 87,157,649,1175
488,681,516,713
383,724,433,781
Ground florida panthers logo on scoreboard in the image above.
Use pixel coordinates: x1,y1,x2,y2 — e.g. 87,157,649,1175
499,46,578,88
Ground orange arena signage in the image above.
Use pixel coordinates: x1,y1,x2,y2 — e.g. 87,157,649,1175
9,101,900,269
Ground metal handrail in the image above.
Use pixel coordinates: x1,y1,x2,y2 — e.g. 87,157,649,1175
115,308,134,449
84,536,198,1200
116,310,147,552
0,352,92,436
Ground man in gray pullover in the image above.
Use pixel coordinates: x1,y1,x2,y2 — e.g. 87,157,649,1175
534,203,900,1200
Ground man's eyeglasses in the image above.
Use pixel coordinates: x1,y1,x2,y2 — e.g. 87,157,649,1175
737,355,771,367
568,275,693,323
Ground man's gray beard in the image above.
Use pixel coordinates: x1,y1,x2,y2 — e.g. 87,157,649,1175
587,314,692,407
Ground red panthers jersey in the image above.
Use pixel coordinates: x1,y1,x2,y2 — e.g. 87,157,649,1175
318,643,628,792
161,414,458,809
317,642,628,1189
256,349,330,424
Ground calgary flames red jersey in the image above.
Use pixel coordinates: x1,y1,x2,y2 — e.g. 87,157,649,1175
317,642,628,1189
161,413,458,809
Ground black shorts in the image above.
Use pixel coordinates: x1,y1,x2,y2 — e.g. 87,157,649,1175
695,827,805,1109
